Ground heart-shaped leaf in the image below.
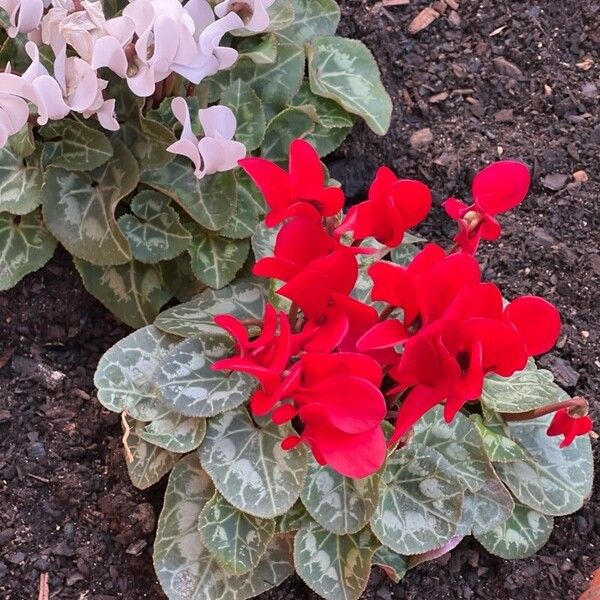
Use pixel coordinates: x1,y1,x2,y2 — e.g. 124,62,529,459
278,501,314,533
155,336,254,417
0,210,56,291
277,0,340,44
307,37,392,135
136,411,206,454
199,408,307,518
9,124,35,158
0,146,43,214
220,179,260,240
261,108,316,165
372,546,407,584
294,523,378,600
301,456,380,535
238,33,278,64
370,442,464,555
118,190,191,264
220,79,266,151
470,414,529,463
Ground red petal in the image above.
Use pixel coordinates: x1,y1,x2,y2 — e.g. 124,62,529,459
390,385,446,444
388,179,432,230
278,270,331,319
369,261,411,307
504,296,561,356
289,139,324,197
252,257,299,282
368,166,398,203
443,197,469,219
272,403,297,424
281,435,301,450
214,314,249,350
472,161,530,215
239,157,291,212
273,217,335,268
301,310,349,353
357,319,410,351
300,352,383,387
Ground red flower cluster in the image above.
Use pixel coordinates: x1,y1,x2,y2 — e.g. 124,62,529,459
547,406,593,448
212,140,590,478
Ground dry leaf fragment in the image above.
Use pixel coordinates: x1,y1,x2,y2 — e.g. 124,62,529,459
408,7,440,34
382,0,410,5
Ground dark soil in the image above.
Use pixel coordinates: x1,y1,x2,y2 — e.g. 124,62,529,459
1,0,599,598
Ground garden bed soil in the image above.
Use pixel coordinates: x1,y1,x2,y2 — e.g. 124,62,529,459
1,0,599,598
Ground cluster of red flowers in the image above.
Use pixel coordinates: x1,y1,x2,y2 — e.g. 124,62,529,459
213,139,592,478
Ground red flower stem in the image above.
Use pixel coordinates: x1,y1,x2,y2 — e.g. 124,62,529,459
288,303,299,331
379,303,394,321
500,396,588,422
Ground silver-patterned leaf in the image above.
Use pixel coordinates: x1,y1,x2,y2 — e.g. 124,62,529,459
263,0,294,32
495,414,593,516
307,37,392,135
481,358,568,413
220,179,260,240
456,477,514,536
155,454,294,600
301,457,380,535
42,140,138,265
475,501,554,560
290,81,355,129
74,259,172,328
118,190,191,263
142,159,236,232
124,416,180,489
154,278,268,338
221,79,266,151
238,33,278,64
390,236,423,266
0,145,43,214
251,220,281,263
200,408,307,518
470,414,529,463
0,210,57,291
372,546,407,584
199,492,275,575
294,523,378,600
304,122,351,158
94,324,181,419
277,0,340,44
136,412,206,453
155,336,254,417
370,442,464,555
351,238,387,303
9,124,35,158
261,107,316,165
277,501,314,533
413,406,495,492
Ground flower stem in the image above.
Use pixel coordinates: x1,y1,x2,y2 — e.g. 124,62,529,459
500,396,589,422
288,303,299,331
379,303,394,321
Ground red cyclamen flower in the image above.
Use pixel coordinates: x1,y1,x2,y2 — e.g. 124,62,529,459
443,161,530,254
547,408,593,447
336,166,431,247
239,139,344,227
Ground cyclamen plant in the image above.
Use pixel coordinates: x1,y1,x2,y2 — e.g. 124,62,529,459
0,0,392,328
95,139,594,600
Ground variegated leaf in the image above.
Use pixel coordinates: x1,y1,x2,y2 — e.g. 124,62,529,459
301,457,380,535
370,442,464,555
277,0,340,44
294,523,378,600
475,501,554,559
118,190,191,263
307,37,392,135
0,145,43,214
351,238,387,303
42,140,138,265
261,107,316,165
390,234,424,266
39,119,113,171
290,81,354,129
304,123,351,158
199,492,275,575
277,501,314,533
9,123,35,158
238,33,277,64
0,210,56,291
495,414,593,516
372,546,407,584
154,278,268,338
456,477,514,536
251,221,281,262
142,159,236,232
413,406,495,492
263,0,294,32
155,454,294,600
221,79,266,151
155,336,254,417
220,179,260,240
159,253,205,303
200,408,307,518
136,412,206,453
481,358,568,413
94,324,181,419
124,416,180,489
470,414,529,463
74,259,172,328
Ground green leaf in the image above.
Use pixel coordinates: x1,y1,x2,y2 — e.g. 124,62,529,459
142,159,237,232
372,547,407,584
301,456,380,535
238,33,278,64
39,119,113,171
304,123,351,157
370,442,464,555
124,416,180,489
155,336,255,417
290,81,355,128
277,501,314,533
136,411,206,453
261,108,316,164
307,37,392,135
220,79,266,152
264,0,295,32
159,253,205,303
456,477,514,536
277,0,340,44
294,523,378,600
118,190,191,264
251,221,281,262
200,408,307,518
351,238,387,303
42,140,138,265
155,454,295,600
186,224,250,289
74,259,172,328
236,170,266,217
147,96,201,130
481,359,568,413
475,501,554,559
199,492,276,575
495,414,593,516
0,210,56,291
390,236,423,266
413,406,495,492
154,278,268,338
470,414,529,463
0,146,43,214
94,324,181,419
9,124,35,158
220,178,260,239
